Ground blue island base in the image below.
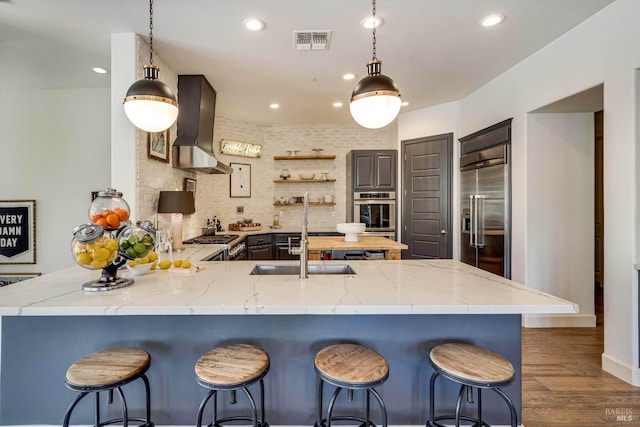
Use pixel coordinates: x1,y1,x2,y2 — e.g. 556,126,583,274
1,314,521,425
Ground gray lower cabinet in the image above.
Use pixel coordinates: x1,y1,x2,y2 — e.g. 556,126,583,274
248,232,344,260
246,234,274,260
275,233,299,260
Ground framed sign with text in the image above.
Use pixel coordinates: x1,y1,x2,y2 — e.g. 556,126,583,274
0,200,36,264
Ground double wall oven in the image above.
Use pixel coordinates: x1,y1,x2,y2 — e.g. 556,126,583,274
353,191,396,238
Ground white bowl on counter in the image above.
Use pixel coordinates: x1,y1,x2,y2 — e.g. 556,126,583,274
336,222,366,242
126,263,153,276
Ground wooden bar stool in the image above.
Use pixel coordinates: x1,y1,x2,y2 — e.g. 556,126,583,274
314,343,389,427
427,342,517,427
62,346,153,427
195,344,270,427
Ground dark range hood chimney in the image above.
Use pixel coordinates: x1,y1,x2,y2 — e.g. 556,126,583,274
172,75,232,174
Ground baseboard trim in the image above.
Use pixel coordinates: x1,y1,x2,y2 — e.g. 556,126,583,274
522,313,596,328
602,352,640,387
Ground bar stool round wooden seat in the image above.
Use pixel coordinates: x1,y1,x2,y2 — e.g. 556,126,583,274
195,344,270,427
314,343,389,427
427,342,517,427
62,346,153,427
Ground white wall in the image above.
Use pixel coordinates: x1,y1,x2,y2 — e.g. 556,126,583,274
403,0,640,383
0,45,110,274
525,113,595,327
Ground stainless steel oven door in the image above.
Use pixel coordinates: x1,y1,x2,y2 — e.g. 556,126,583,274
354,199,396,232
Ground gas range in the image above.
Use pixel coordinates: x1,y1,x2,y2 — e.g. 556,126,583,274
183,234,239,245
183,234,246,261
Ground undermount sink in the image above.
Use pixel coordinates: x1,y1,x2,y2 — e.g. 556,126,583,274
249,263,356,276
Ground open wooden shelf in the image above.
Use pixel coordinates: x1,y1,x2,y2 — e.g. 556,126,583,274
274,202,336,206
274,179,336,183
273,155,336,160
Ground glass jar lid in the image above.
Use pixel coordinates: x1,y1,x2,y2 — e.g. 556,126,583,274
97,188,123,198
73,223,104,243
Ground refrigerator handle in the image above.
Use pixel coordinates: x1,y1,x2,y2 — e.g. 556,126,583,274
476,195,485,248
469,195,475,248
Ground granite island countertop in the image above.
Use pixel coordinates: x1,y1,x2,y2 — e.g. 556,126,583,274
0,259,577,316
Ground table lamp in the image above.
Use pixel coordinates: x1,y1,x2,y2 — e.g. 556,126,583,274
157,191,195,251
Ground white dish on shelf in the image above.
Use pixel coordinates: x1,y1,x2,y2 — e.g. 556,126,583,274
286,149,299,156
299,173,315,180
336,222,366,242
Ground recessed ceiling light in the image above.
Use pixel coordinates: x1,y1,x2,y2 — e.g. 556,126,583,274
243,18,265,31
343,73,356,80
480,14,505,27
333,102,343,108
401,101,409,107
361,16,383,29
269,103,280,109
92,67,109,74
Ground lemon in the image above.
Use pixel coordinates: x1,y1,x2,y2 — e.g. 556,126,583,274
129,260,138,267
150,261,157,270
92,247,111,261
76,252,92,265
173,259,183,268
182,260,192,269
158,259,172,270
137,256,150,264
90,259,108,269
104,239,119,252
148,251,158,262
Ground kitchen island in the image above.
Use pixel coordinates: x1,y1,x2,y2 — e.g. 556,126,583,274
308,235,408,260
0,259,576,426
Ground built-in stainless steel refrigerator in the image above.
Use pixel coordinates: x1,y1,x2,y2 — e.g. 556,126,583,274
460,143,511,278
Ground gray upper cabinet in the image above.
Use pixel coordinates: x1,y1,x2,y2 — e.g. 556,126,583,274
349,150,397,191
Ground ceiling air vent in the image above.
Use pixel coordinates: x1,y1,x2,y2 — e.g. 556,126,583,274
294,31,332,51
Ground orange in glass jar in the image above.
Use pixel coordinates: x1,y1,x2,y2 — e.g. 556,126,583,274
114,207,129,221
90,212,103,222
96,217,108,228
105,213,121,228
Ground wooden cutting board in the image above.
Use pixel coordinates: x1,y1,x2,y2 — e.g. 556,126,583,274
307,236,407,251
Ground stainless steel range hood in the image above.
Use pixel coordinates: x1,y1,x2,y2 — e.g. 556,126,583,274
172,75,232,174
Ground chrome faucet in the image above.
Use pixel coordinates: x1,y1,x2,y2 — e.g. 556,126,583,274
288,192,309,278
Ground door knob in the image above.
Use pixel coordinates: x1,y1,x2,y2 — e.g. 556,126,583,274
440,229,447,235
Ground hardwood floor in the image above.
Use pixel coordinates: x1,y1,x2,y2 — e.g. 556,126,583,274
522,287,640,426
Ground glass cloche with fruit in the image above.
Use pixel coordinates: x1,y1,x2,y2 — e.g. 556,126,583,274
71,188,157,291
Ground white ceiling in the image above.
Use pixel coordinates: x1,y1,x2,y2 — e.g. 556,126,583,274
0,0,615,126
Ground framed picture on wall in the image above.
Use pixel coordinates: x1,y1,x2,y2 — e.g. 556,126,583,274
230,163,251,198
0,272,41,287
148,129,170,163
0,200,36,264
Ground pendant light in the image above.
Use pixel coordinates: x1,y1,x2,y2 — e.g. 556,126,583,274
123,0,178,133
350,0,401,129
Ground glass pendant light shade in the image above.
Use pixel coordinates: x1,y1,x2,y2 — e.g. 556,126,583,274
124,64,178,133
350,59,401,129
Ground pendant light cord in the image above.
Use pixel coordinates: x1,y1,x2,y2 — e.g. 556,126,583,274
148,0,154,65
371,0,377,61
